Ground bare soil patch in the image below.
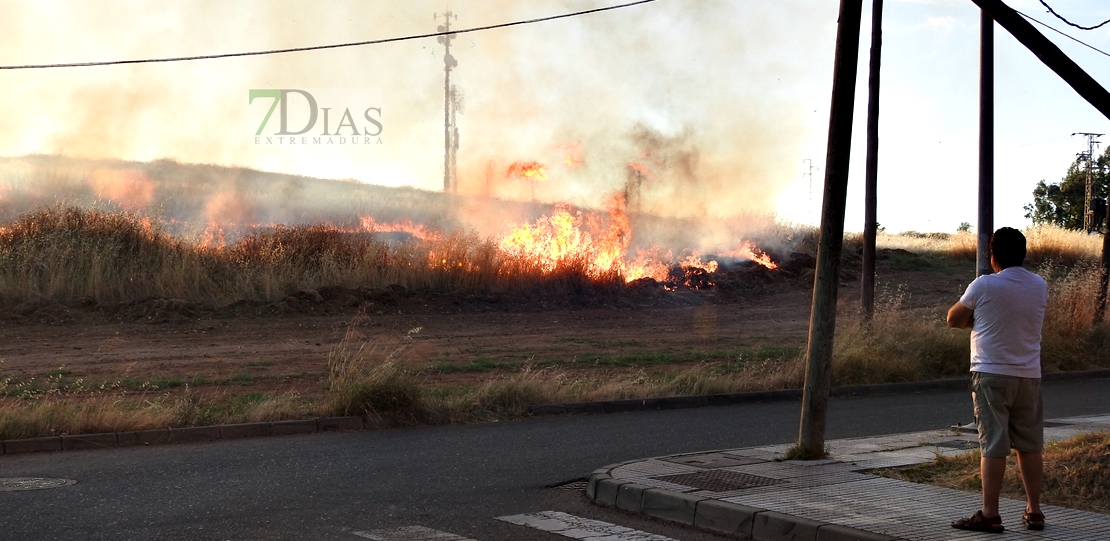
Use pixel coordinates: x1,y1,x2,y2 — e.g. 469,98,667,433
0,252,965,403
1,291,813,399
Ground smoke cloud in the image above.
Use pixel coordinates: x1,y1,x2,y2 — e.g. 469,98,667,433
0,0,837,250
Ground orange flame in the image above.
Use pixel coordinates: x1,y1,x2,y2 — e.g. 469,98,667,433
497,192,686,282
556,142,583,168
494,193,785,284
729,241,778,269
680,252,718,274
623,246,671,282
623,256,670,282
198,222,227,251
506,161,547,182
498,193,635,279
359,216,436,241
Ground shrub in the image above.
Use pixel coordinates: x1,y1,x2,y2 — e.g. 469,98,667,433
323,316,424,419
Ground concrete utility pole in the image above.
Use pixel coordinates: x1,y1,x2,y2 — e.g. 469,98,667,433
798,0,864,459
977,11,994,278
861,0,883,323
436,11,459,193
1075,132,1102,233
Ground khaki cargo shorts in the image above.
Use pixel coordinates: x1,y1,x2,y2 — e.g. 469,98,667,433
971,372,1044,458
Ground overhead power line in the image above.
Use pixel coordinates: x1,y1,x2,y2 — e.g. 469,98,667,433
0,0,658,70
1038,0,1110,31
1017,10,1110,59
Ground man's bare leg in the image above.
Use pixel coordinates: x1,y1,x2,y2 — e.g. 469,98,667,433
1016,451,1043,514
981,456,1007,518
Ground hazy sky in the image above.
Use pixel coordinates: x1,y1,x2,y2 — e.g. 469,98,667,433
1,0,1108,233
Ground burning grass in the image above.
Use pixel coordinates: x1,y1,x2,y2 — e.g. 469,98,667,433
879,431,1110,514
0,205,788,307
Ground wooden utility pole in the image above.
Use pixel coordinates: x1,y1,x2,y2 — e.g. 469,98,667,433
969,0,1110,316
977,11,994,278
1099,192,1110,322
969,0,1110,121
1099,162,1110,323
861,0,883,322
798,0,864,459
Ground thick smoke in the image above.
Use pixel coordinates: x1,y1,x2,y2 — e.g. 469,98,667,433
0,0,836,253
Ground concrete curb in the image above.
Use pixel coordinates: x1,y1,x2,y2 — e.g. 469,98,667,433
587,466,896,541
0,414,396,456
587,417,1110,541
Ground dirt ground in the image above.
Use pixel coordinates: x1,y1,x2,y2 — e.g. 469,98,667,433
0,251,968,400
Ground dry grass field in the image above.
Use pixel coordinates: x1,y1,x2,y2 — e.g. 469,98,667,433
0,205,1108,440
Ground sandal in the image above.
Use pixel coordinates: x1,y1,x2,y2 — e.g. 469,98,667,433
952,510,1004,533
1023,511,1045,531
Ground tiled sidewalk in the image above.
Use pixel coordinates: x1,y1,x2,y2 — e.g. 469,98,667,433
589,415,1110,541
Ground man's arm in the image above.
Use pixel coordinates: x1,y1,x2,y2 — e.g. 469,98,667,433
947,301,974,329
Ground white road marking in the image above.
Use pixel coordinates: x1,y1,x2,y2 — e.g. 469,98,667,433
351,525,479,541
496,511,679,541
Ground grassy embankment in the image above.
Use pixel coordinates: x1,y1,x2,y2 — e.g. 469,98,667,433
1,207,1109,438
881,431,1110,514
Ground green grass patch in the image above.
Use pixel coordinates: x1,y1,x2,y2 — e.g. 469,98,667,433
228,373,256,385
149,376,186,389
536,346,802,370
187,392,272,422
118,378,188,391
0,379,48,398
427,358,519,374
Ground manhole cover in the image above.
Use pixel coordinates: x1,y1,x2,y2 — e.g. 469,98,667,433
653,470,782,492
0,478,77,492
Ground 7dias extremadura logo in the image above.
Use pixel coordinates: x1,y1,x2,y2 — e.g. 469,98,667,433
249,89,383,145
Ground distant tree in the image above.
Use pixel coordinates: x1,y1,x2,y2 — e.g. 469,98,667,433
957,222,972,233
1025,147,1109,230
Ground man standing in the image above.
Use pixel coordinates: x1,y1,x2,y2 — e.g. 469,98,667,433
946,227,1047,533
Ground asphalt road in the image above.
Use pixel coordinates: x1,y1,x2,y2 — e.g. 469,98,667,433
2,377,1108,541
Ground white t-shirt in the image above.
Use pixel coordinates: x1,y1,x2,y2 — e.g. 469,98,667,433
959,266,1047,378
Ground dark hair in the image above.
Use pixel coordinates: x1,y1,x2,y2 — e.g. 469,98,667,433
990,227,1026,268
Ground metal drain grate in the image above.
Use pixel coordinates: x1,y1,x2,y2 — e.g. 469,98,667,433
0,478,76,492
652,470,782,492
550,479,588,491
